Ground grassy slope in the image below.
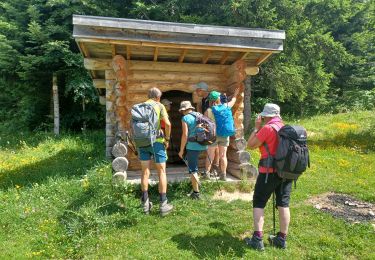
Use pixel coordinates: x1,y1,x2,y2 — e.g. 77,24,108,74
0,111,374,259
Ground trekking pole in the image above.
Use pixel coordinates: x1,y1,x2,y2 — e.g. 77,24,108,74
206,153,223,196
272,192,276,236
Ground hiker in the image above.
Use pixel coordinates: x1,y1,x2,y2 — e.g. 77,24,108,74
205,88,239,181
135,87,173,216
245,103,292,250
194,82,229,179
178,101,208,199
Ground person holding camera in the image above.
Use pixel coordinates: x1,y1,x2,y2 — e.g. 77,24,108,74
245,103,293,250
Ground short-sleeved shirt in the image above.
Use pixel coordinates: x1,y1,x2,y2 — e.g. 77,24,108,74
256,121,284,173
145,99,168,144
182,113,207,151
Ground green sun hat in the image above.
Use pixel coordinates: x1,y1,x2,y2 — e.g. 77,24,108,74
208,91,221,101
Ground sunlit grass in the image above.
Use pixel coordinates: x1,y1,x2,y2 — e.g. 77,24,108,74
0,111,374,259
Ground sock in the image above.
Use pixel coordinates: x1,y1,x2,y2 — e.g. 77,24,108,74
278,232,287,239
141,191,148,202
160,193,167,202
253,231,263,238
193,191,200,194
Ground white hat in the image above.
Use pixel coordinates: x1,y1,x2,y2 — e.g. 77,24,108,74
259,103,281,117
179,101,195,112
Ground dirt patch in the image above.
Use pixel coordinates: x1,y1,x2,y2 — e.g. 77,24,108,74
308,192,375,224
213,190,253,202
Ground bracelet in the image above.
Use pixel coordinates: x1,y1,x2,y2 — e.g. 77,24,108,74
253,129,258,133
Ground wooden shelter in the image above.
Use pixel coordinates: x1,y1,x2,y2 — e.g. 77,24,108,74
73,15,285,179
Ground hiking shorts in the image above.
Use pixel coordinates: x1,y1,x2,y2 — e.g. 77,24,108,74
186,149,202,173
138,142,167,163
253,173,293,208
209,136,230,147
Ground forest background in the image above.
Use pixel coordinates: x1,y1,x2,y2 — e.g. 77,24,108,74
0,0,374,132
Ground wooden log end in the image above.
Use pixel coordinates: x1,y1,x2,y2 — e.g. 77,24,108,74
112,171,127,183
112,142,128,157
112,157,129,172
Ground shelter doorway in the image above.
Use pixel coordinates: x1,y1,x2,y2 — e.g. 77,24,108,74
162,90,193,166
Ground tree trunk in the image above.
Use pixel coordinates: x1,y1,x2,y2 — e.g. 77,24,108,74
52,74,59,135
243,76,251,134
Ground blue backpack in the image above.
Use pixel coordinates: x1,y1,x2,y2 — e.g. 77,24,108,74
211,104,235,137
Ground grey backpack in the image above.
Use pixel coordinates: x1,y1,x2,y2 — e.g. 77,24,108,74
131,102,160,148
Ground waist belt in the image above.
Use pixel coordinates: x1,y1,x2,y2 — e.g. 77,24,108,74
258,157,275,168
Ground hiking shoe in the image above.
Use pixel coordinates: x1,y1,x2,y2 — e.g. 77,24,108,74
141,198,153,215
200,171,211,180
190,192,201,200
245,235,265,251
219,172,227,181
268,233,287,249
159,200,173,217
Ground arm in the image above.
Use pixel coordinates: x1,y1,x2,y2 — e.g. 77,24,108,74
247,115,263,149
179,121,188,159
162,115,171,149
227,88,240,108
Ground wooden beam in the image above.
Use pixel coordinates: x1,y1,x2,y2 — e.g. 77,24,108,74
127,82,226,93
112,55,127,84
93,79,106,89
84,58,112,70
255,52,273,65
236,52,249,61
126,46,131,60
76,38,279,53
111,44,116,57
202,50,212,64
220,52,230,65
85,59,227,73
179,49,187,63
79,42,90,58
245,66,259,75
128,71,225,83
153,47,159,61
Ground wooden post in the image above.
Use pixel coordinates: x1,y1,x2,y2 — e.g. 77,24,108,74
52,74,59,135
243,76,251,134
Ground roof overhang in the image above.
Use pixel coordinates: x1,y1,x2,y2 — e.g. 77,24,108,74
72,15,285,81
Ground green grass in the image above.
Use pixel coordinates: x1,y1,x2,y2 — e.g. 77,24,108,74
1,111,374,259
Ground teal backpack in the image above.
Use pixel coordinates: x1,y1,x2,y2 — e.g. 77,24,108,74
211,104,235,137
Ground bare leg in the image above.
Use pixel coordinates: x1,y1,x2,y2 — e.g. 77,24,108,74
214,146,220,166
190,174,200,192
218,145,228,174
278,207,290,234
141,160,151,192
155,162,167,193
205,145,217,172
253,208,265,232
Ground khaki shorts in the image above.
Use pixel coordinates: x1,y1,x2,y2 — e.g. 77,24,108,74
210,136,230,147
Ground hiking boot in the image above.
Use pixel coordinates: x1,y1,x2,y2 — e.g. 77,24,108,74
159,200,173,217
200,171,211,180
268,233,287,249
244,235,265,251
141,198,153,215
219,172,227,181
189,191,201,200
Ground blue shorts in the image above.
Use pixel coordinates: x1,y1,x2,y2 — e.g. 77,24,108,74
138,142,167,163
186,149,202,174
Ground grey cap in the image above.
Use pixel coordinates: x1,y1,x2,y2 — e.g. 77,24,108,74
259,103,281,117
179,101,195,112
161,99,172,106
194,82,209,91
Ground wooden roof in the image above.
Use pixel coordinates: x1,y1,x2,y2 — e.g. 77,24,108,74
73,15,285,68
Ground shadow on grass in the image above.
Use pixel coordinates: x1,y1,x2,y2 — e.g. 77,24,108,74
171,222,246,258
309,128,375,152
0,147,103,190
